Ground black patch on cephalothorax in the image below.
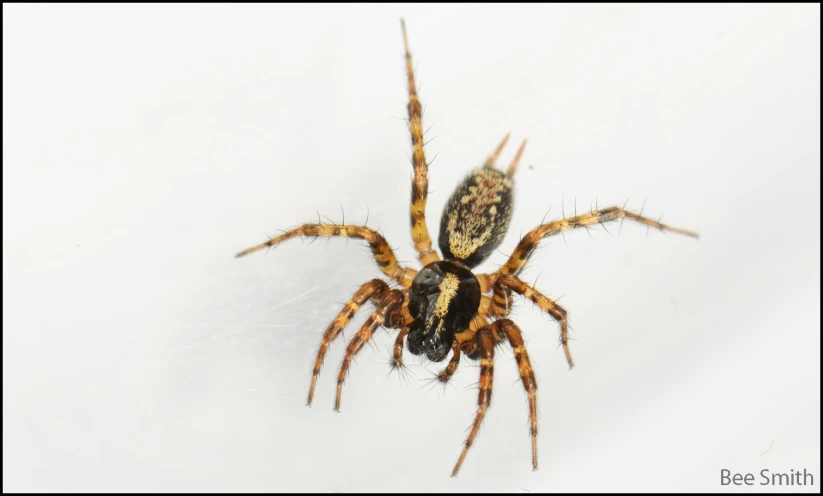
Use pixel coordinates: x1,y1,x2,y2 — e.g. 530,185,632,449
438,167,514,268
407,261,481,362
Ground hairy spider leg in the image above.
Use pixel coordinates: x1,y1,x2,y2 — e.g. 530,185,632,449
497,319,539,471
435,343,462,383
497,206,699,278
468,312,491,335
335,290,405,411
442,296,491,364
497,274,573,368
490,278,515,318
401,19,440,267
476,273,494,293
451,315,486,362
306,279,390,406
477,294,493,316
452,324,497,477
393,293,415,329
392,326,411,369
451,319,538,475
235,223,417,287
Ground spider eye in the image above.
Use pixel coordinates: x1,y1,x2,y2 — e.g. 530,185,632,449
424,339,450,362
409,266,444,315
413,266,442,288
405,322,450,362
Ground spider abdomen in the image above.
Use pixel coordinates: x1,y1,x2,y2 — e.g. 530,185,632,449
438,166,514,268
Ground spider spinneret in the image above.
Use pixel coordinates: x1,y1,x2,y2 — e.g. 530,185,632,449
236,19,698,477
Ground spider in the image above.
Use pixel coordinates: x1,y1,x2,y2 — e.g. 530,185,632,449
236,20,698,477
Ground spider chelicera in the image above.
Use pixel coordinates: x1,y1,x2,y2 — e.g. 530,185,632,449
236,20,698,477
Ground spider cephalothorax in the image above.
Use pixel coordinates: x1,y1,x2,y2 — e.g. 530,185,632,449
236,20,698,477
407,260,481,362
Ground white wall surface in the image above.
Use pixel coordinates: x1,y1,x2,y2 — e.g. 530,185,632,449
3,3,820,492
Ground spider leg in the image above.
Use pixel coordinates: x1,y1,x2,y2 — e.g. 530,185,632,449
335,290,405,411
235,223,417,287
452,324,497,477
391,326,410,369
401,20,440,267
490,280,515,318
394,293,415,328
477,294,493,317
453,315,486,361
497,319,539,471
477,273,494,293
307,279,390,406
435,343,462,383
496,274,573,368
389,294,415,369
497,206,698,277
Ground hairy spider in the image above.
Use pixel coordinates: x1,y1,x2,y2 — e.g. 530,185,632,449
236,20,698,477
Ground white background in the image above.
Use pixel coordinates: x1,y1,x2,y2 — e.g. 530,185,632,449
4,4,820,492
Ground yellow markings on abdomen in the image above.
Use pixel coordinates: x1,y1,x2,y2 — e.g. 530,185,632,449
439,167,514,267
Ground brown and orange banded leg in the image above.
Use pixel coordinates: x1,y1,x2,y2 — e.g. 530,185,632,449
235,223,417,287
401,20,439,267
452,324,497,477
477,295,493,318
497,319,539,471
396,294,415,328
497,206,699,277
306,279,390,406
477,273,494,293
497,275,573,368
435,343,462,383
389,296,415,369
391,326,411,369
454,322,482,361
335,290,405,411
490,281,514,318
